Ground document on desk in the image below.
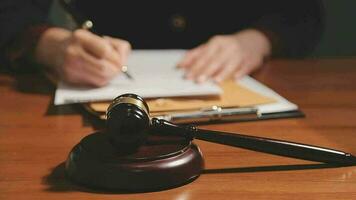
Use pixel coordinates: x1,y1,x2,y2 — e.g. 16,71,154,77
237,76,298,114
54,49,302,122
54,50,222,105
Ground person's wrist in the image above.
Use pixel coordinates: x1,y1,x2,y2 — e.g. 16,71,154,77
233,29,272,58
35,27,72,69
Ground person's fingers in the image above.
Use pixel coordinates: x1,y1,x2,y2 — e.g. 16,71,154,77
233,60,263,80
68,59,118,87
104,36,132,65
73,30,123,74
72,29,111,59
194,50,235,83
184,45,219,81
213,59,243,83
62,45,119,86
79,47,121,81
178,44,205,69
64,61,109,87
102,45,123,69
233,66,252,80
62,58,110,87
84,59,120,87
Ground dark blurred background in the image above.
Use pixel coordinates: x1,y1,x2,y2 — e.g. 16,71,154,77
311,0,356,57
49,0,356,58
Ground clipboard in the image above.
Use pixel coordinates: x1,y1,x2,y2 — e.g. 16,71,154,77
84,78,304,124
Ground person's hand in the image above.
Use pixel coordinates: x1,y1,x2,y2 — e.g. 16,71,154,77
178,29,271,83
35,27,131,87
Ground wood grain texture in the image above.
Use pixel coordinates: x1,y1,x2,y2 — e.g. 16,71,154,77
1,59,356,200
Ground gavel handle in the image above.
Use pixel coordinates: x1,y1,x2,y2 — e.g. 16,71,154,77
195,128,356,165
151,118,356,165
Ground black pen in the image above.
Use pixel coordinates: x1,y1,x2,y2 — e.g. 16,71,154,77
59,0,134,80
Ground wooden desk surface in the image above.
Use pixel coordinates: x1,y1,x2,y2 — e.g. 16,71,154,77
1,59,356,200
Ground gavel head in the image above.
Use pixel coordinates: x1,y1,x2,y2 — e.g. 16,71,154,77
106,93,150,153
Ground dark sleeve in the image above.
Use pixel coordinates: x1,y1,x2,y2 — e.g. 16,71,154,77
252,0,324,58
0,0,53,72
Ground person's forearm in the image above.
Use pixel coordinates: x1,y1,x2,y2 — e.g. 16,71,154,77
251,0,324,58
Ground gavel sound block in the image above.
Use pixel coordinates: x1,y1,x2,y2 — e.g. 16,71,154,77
65,94,356,192
65,131,203,191
66,94,204,191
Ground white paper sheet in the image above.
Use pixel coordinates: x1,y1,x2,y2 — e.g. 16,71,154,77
54,50,222,105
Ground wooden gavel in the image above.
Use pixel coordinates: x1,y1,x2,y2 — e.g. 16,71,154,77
106,93,356,165
65,93,356,192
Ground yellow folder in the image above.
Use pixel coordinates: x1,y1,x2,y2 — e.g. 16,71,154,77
86,80,275,120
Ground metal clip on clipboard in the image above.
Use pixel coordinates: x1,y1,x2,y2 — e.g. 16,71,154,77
155,106,259,124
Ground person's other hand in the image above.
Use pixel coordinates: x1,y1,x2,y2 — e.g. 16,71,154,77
35,28,131,87
178,29,271,83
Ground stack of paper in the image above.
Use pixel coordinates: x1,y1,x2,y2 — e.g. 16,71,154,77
54,50,221,105
54,50,301,123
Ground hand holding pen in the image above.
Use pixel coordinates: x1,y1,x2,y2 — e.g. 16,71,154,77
61,0,134,81
34,1,132,87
